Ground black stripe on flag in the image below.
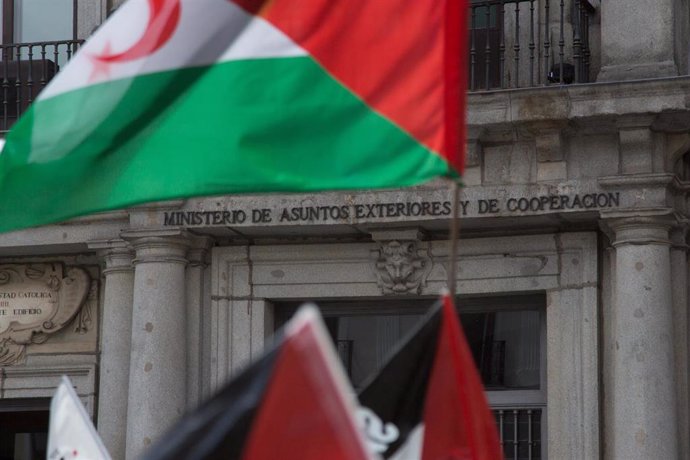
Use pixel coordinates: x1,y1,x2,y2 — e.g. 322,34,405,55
357,295,503,460
357,299,442,458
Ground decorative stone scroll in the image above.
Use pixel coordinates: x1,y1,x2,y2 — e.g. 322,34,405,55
0,264,90,365
372,240,432,295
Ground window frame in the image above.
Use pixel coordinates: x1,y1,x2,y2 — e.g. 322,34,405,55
276,293,548,458
276,292,547,404
1,0,78,44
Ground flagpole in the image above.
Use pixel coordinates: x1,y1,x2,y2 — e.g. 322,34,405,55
447,178,461,297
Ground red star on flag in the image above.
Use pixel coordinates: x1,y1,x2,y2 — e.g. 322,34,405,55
88,42,113,82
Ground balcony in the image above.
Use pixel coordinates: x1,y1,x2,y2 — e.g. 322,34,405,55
0,39,83,133
469,0,597,91
0,2,621,132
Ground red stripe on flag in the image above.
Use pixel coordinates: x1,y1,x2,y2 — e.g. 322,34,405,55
240,313,370,460
444,0,467,176
422,294,503,460
232,0,466,175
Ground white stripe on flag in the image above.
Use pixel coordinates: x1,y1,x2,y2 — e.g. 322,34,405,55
41,0,306,100
47,376,112,460
389,424,424,460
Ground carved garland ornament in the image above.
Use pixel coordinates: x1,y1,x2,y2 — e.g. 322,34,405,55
0,264,90,366
373,240,432,295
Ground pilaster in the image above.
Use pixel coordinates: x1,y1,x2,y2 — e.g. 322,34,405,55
464,126,483,186
89,239,134,460
672,226,690,460
185,235,213,409
616,116,656,175
533,123,567,182
546,233,599,460
209,246,274,393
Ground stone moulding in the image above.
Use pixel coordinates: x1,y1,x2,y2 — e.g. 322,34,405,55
372,240,432,295
0,264,90,366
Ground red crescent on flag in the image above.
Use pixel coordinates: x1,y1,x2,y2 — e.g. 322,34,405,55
93,0,181,63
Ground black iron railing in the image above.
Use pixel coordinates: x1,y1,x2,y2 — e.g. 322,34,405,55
0,39,83,132
470,0,596,90
0,2,598,132
494,407,543,460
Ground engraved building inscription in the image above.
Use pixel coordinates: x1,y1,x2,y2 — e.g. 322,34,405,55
0,264,90,365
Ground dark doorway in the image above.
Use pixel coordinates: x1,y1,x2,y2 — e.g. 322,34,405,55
0,399,50,460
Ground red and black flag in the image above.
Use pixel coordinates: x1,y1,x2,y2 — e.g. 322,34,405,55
357,293,503,460
142,306,373,460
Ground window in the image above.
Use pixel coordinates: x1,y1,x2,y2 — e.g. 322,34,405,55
2,0,75,44
470,0,502,90
0,0,79,131
276,293,546,460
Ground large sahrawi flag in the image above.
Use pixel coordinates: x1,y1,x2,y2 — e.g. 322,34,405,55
47,376,112,460
357,294,502,460
142,306,373,460
0,0,467,233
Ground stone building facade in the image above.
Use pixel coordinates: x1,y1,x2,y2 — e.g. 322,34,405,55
1,1,690,459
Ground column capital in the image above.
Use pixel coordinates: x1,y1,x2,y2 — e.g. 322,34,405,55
187,235,214,267
121,229,191,266
88,239,134,275
600,211,677,247
670,224,689,251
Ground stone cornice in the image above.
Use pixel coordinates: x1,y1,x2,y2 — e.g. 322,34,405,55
597,176,690,220
120,228,189,240
598,173,676,188
87,238,129,252
68,210,129,224
369,227,427,242
599,207,677,220
128,200,186,211
468,76,690,133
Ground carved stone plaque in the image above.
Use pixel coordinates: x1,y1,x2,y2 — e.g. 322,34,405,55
0,264,90,365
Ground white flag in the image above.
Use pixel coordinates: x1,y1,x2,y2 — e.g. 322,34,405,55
47,376,112,460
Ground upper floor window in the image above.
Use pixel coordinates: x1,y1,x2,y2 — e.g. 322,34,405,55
468,0,597,91
1,0,75,44
470,0,502,90
0,0,81,133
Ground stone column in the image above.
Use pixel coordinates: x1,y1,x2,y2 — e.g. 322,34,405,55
90,240,134,460
606,216,678,459
77,0,107,39
597,0,679,81
123,230,189,459
185,236,212,409
672,227,690,460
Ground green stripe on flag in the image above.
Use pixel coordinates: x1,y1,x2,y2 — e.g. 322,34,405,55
0,56,450,232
